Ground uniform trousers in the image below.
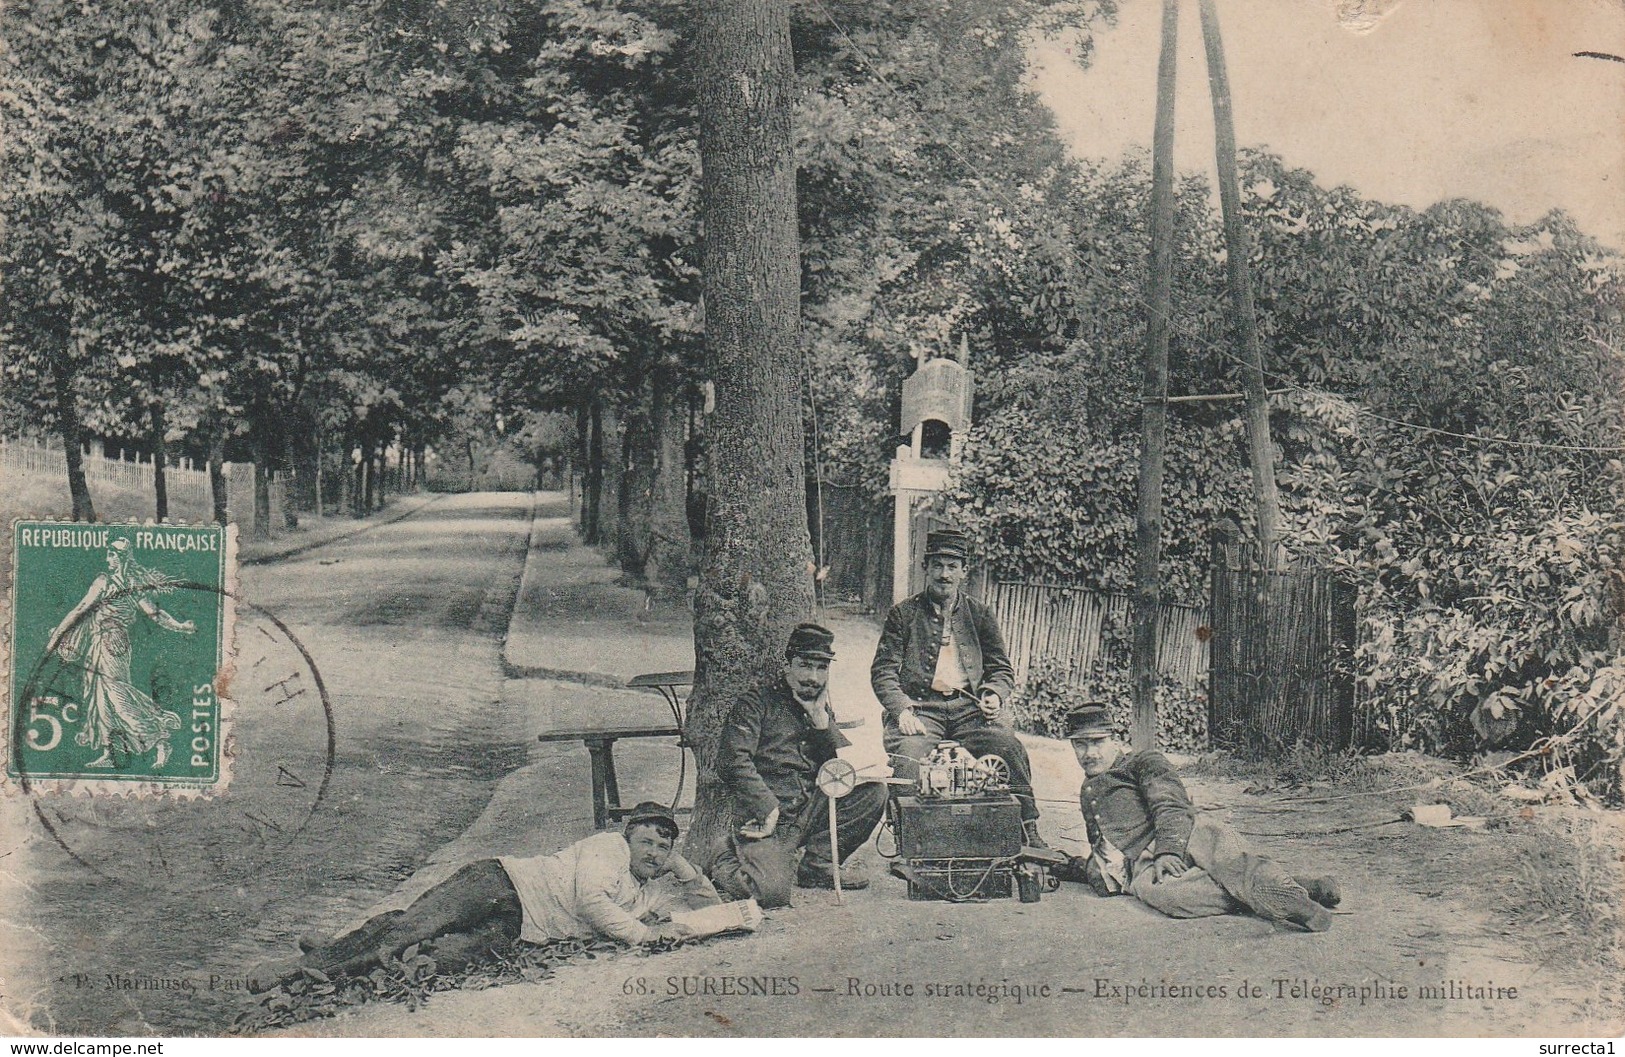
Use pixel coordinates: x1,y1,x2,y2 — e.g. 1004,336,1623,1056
1127,814,1317,922
711,782,889,908
883,700,1038,821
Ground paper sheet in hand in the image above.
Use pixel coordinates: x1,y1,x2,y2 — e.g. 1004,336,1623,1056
669,898,763,939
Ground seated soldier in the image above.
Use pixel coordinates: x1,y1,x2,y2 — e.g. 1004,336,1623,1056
871,527,1046,846
1057,705,1342,931
711,622,890,907
249,802,718,991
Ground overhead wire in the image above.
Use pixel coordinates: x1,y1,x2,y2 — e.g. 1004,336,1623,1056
799,1,1623,814
803,0,1625,456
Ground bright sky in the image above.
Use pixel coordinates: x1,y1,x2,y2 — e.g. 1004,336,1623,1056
1030,0,1625,249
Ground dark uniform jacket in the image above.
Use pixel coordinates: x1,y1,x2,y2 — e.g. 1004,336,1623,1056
1079,749,1197,864
869,591,1015,718
720,677,849,823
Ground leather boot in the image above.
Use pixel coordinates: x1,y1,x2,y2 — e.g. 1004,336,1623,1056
1022,820,1049,850
796,861,870,890
300,909,405,965
1254,878,1333,932
245,956,305,995
1283,901,1334,932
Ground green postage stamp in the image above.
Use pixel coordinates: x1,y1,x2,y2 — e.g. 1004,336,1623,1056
5,520,237,795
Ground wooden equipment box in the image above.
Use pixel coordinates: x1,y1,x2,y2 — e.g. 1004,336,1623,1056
895,794,1023,901
895,794,1023,859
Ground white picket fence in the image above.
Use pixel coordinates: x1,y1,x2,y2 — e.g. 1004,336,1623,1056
2,436,212,508
1,436,287,535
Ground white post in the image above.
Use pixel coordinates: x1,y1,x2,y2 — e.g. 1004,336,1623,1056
828,794,842,906
892,491,912,604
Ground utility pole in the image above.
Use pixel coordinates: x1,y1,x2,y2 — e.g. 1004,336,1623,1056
1131,0,1181,752
1199,0,1283,564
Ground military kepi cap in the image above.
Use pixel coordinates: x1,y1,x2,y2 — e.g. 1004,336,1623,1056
1064,704,1114,741
624,800,679,832
924,527,971,562
786,621,836,661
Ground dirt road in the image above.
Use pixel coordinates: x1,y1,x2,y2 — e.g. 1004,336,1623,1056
5,491,1618,1038
308,764,1623,1038
1,493,536,1035
283,584,1621,1039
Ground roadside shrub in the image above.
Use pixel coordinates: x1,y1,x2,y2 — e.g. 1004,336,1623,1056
947,407,1246,599
1012,654,1208,754
1284,393,1625,800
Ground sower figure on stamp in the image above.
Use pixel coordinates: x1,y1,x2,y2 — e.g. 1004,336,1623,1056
1055,705,1342,931
249,803,722,992
710,623,889,907
870,527,1046,846
50,538,192,769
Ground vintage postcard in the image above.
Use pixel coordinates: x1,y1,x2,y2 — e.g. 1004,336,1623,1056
1,0,1622,1043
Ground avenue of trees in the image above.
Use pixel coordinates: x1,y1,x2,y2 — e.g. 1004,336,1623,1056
5,0,1622,824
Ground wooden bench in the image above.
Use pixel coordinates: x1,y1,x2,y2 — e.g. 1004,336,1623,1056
538,669,865,830
534,670,695,830
537,725,684,831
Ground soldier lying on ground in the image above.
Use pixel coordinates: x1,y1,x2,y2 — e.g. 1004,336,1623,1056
1054,705,1342,931
248,802,721,992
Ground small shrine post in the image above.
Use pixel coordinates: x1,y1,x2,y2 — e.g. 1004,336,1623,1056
889,342,974,602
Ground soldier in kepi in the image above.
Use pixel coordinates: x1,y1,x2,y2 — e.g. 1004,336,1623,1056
1057,704,1342,931
870,527,1046,847
710,622,890,907
247,802,721,992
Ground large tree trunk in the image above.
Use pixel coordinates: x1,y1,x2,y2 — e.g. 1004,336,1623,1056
686,0,814,866
584,398,605,545
686,394,707,544
208,425,228,526
574,402,590,530
374,440,387,511
618,381,656,579
336,424,352,516
648,376,694,602
359,432,376,517
150,397,169,522
599,406,623,557
289,403,320,515
314,426,326,517
52,358,96,522
282,470,299,531
251,430,273,541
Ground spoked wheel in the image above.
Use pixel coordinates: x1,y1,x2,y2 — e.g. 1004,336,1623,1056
977,754,1010,791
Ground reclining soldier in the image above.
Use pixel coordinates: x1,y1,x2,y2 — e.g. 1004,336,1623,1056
711,622,890,907
1057,705,1342,931
249,802,718,991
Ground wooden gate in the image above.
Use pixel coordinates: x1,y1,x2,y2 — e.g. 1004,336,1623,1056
1208,543,1357,751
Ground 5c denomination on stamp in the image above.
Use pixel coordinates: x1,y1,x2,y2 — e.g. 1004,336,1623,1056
6,520,237,796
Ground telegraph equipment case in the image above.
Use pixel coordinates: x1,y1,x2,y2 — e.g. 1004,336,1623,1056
895,794,1023,901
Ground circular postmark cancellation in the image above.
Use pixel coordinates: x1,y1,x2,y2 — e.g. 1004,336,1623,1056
4,519,334,886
